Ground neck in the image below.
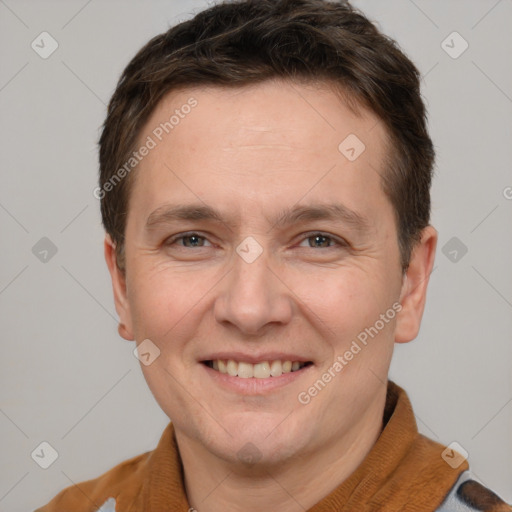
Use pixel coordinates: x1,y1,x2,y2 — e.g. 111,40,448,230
176,390,386,512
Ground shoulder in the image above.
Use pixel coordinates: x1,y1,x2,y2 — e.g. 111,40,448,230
436,471,512,512
34,450,152,512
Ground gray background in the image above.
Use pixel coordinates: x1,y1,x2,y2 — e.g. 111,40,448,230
0,0,511,510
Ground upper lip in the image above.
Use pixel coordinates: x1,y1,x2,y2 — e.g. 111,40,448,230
200,352,312,364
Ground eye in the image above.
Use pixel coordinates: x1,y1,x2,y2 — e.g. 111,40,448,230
165,232,212,248
298,232,347,249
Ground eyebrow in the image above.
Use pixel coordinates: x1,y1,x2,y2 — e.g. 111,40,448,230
145,202,371,233
271,203,371,233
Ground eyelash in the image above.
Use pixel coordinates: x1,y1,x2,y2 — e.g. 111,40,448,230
164,231,348,250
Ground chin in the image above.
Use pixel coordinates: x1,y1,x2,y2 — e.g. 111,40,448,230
199,412,312,468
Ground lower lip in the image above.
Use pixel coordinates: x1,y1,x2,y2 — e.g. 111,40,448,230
201,364,313,394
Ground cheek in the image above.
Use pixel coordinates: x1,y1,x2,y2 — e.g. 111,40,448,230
127,267,193,340
294,266,389,320
298,267,400,357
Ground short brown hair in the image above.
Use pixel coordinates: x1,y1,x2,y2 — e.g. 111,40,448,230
98,0,434,272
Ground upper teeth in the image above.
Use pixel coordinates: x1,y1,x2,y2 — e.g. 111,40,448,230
211,360,306,378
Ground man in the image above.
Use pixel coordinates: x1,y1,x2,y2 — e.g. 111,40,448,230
36,0,511,510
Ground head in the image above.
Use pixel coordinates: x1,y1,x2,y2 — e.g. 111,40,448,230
100,0,437,469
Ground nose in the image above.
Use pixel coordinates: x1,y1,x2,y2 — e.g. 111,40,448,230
213,245,293,336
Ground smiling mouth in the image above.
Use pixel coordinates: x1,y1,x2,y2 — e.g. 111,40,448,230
203,360,313,379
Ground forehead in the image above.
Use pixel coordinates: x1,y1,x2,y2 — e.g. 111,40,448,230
143,80,385,157
129,80,393,230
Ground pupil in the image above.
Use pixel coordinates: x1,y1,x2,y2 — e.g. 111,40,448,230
313,235,327,248
187,235,201,247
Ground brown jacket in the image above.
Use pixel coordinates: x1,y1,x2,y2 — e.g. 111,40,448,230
36,381,511,511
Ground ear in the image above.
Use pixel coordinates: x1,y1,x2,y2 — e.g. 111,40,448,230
104,234,134,341
394,225,437,344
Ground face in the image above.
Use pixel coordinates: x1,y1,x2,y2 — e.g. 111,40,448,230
106,80,436,468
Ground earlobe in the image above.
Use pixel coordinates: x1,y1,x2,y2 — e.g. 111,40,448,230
104,234,135,341
118,322,133,340
394,226,438,344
